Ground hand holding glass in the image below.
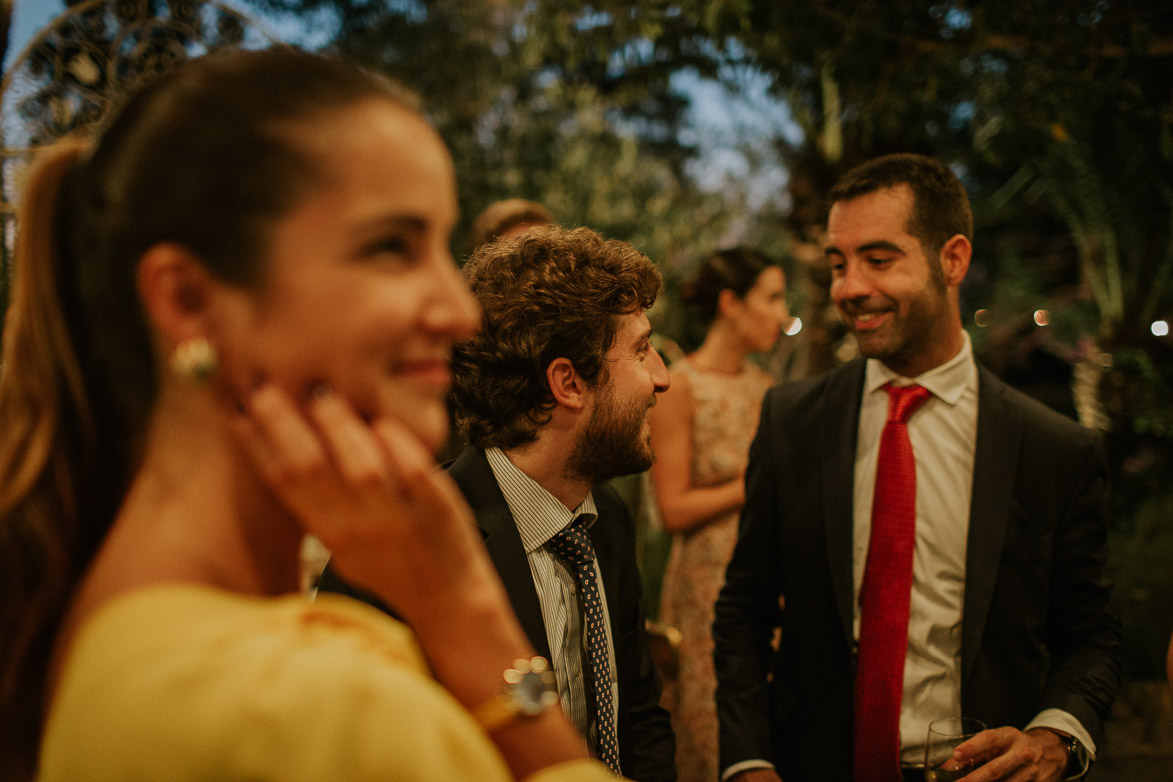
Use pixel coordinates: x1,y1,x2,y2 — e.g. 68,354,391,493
924,718,986,782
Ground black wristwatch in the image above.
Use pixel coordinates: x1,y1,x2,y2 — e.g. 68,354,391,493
1061,733,1091,780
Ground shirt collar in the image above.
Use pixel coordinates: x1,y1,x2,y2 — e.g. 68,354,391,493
484,447,598,554
863,330,977,406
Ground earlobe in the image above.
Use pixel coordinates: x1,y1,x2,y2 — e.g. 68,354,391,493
546,357,587,411
136,242,219,348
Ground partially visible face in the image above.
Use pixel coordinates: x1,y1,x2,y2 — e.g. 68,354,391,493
825,183,953,377
219,99,479,453
497,221,547,242
731,266,789,353
566,310,670,485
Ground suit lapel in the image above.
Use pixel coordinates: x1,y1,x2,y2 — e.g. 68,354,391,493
586,497,622,639
961,368,1019,681
822,361,867,645
448,448,553,660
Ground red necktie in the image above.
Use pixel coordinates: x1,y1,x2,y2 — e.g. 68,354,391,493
853,382,932,782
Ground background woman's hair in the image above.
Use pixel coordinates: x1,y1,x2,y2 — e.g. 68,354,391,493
678,246,778,326
0,48,415,780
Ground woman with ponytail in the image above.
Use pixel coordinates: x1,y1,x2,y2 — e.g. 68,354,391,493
0,49,612,782
647,248,789,782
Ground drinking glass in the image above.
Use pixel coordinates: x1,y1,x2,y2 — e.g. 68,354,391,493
923,717,986,782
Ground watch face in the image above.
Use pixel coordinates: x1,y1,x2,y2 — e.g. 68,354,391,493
474,658,558,732
503,658,558,717
514,670,558,716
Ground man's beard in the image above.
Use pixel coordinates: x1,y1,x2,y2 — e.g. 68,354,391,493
565,387,653,486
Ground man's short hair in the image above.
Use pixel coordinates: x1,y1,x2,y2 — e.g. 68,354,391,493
469,198,555,249
453,225,661,450
828,153,973,258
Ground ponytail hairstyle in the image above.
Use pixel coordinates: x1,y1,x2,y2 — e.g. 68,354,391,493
0,48,418,780
678,246,778,326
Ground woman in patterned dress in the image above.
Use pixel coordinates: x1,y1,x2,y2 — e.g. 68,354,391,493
648,248,789,782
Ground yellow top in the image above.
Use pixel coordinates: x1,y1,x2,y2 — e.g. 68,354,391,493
38,584,613,782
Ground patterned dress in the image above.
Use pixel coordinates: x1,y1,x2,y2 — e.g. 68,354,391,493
658,358,773,782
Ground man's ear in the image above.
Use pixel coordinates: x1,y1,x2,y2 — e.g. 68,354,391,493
939,234,972,287
546,356,589,411
135,242,220,349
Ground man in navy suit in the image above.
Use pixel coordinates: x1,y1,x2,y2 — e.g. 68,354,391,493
713,154,1121,782
322,225,676,781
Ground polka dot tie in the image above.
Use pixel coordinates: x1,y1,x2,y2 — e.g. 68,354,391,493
549,520,621,776
853,382,933,782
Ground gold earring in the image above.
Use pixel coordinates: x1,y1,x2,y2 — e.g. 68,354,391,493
170,337,219,383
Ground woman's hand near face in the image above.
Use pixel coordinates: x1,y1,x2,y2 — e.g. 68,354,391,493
231,383,500,618
230,384,596,777
229,382,518,688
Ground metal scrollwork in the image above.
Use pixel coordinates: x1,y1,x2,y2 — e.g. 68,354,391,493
1,0,278,323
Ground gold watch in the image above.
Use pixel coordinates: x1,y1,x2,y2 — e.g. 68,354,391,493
471,657,558,733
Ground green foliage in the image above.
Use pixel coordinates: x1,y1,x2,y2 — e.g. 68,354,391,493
1104,346,1173,440
972,23,1173,337
1109,491,1173,678
503,2,1172,410
663,0,1173,345
250,0,756,268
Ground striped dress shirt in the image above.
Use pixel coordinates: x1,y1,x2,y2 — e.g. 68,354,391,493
484,447,621,755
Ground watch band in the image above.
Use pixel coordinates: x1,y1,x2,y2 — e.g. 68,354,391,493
1062,733,1091,780
471,656,558,733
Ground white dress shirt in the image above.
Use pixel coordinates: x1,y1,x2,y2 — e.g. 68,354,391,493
854,335,978,762
485,447,620,755
852,333,1094,764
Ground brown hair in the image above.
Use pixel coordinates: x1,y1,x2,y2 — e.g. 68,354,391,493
469,198,555,249
680,246,781,326
452,225,660,450
828,153,973,260
0,48,415,779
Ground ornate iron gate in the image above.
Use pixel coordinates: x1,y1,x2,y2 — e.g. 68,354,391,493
1,0,278,331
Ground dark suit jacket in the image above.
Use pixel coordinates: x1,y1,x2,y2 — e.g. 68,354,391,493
713,360,1122,781
320,447,676,782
